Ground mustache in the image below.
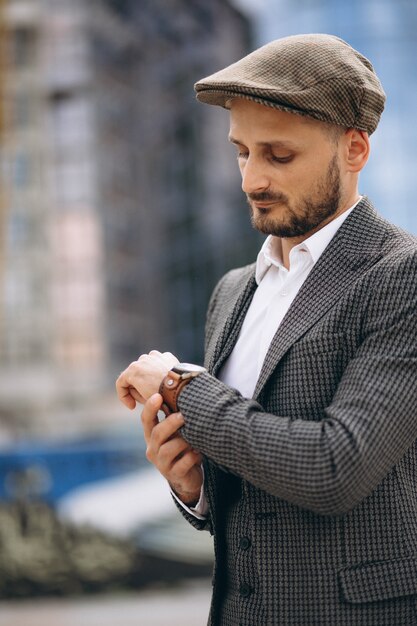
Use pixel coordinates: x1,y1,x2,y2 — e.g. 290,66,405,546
246,191,289,204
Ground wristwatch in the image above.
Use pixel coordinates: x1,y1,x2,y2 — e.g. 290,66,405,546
159,363,207,416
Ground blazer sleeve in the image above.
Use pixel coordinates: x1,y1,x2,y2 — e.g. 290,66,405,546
171,494,213,533
177,251,417,516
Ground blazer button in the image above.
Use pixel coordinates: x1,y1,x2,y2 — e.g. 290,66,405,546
239,536,251,550
239,582,252,598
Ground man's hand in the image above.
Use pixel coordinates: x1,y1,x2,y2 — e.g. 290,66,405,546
116,350,179,409
141,394,203,506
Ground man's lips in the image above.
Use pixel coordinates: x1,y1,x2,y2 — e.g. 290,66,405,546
251,200,284,211
253,202,276,208
247,195,289,212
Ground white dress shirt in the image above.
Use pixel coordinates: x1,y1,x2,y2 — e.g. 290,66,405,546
173,199,361,518
218,203,358,397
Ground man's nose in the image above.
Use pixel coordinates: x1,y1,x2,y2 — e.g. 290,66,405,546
241,157,269,194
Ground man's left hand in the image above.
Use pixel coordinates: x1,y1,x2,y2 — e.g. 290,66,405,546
116,350,179,409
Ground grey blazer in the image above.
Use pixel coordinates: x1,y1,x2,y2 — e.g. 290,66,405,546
176,198,417,626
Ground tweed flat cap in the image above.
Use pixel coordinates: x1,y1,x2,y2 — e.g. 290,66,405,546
195,34,386,134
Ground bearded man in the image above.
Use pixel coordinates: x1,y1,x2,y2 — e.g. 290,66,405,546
117,34,417,625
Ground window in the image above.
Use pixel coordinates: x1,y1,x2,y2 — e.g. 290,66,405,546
13,152,31,188
13,93,31,128
10,27,37,68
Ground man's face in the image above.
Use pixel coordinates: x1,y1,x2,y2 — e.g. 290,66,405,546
228,99,346,239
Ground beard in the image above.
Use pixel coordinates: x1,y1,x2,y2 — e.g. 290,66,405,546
247,153,342,238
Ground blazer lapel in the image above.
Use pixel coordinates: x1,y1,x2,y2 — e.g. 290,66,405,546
253,198,387,399
208,268,257,376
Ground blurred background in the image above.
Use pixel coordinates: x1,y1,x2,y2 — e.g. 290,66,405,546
0,0,416,624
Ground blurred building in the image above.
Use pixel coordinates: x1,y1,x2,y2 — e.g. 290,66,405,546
97,0,258,372
0,0,257,434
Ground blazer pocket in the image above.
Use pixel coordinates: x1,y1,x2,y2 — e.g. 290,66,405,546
339,556,417,604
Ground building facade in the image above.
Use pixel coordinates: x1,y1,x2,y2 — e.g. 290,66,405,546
0,0,257,434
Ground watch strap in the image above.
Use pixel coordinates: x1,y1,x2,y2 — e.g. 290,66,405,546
159,369,203,416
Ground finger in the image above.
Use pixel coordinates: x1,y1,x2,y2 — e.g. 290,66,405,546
146,412,185,458
141,394,163,443
148,351,179,369
155,436,193,473
149,412,185,449
129,386,146,404
115,372,136,409
162,352,180,368
162,352,175,357
171,450,203,480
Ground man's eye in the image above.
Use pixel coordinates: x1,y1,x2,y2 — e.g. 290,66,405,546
237,151,249,160
271,154,293,163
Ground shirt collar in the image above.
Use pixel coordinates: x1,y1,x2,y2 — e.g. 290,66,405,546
255,196,362,284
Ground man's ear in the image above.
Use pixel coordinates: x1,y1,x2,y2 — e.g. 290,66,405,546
344,129,370,173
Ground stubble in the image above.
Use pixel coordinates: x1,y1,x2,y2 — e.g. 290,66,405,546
248,153,342,238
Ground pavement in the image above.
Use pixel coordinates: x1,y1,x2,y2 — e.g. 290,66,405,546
0,579,212,626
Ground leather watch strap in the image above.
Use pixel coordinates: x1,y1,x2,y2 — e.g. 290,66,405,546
159,370,186,416
159,366,205,416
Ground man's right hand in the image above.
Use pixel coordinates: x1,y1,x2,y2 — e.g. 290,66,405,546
141,393,203,507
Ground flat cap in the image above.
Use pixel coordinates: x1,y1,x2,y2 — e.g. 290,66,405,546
195,34,385,134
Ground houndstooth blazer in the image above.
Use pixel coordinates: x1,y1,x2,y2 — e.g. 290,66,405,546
176,197,417,626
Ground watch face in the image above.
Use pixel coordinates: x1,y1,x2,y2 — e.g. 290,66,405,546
172,363,206,375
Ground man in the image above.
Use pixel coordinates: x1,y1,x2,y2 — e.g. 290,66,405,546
116,34,417,625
